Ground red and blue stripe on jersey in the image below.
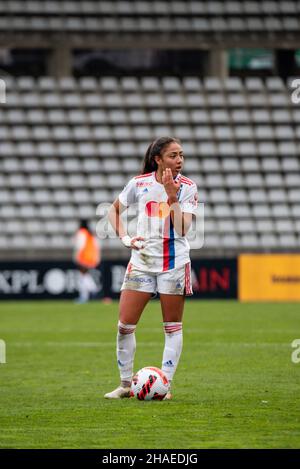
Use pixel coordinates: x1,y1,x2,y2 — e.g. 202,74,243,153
162,175,194,272
163,216,175,271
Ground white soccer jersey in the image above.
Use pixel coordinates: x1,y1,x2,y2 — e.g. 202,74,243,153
118,171,198,273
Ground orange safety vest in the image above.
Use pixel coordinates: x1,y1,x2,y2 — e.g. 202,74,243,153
75,228,100,268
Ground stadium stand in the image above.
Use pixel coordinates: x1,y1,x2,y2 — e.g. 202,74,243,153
0,0,299,81
0,74,299,258
0,1,299,260
0,0,299,36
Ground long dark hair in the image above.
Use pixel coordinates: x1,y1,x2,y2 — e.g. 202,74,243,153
141,136,181,174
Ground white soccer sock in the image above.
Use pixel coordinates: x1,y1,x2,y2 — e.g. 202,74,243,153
162,322,183,384
78,272,89,302
117,321,136,385
84,272,98,293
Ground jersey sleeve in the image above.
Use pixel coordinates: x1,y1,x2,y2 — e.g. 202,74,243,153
118,177,137,207
180,183,199,215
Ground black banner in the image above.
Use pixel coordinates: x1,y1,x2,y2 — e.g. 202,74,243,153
191,258,237,299
0,449,297,466
0,258,237,300
0,261,102,300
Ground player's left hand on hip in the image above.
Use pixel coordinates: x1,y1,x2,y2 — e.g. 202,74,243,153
130,236,145,250
121,235,145,250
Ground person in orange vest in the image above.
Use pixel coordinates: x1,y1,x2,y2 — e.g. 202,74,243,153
73,219,101,303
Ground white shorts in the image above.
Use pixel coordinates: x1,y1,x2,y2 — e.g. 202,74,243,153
121,262,193,297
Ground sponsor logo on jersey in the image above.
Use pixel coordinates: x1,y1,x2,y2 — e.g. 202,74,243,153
125,275,153,285
145,201,170,219
136,181,153,187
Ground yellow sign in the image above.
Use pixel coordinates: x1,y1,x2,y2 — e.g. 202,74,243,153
239,254,300,301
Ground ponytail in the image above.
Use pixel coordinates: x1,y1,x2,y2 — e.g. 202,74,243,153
141,136,181,174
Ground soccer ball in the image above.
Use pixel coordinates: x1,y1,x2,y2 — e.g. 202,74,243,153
130,366,169,401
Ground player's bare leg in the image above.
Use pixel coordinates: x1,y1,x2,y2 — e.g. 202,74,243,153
104,290,151,399
160,294,185,400
119,290,152,325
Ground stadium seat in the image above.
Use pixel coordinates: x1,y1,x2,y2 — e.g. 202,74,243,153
222,234,241,248
232,205,252,218
252,205,271,219
278,234,298,248
260,234,278,248
236,219,254,233
221,159,240,174
229,190,248,204
240,234,259,248
241,159,260,172
256,219,275,233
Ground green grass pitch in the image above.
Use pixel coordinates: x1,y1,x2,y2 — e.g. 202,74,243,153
0,300,299,449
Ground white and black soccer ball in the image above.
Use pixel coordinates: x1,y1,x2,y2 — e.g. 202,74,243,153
130,366,169,401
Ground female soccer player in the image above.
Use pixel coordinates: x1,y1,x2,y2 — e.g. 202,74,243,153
104,137,198,399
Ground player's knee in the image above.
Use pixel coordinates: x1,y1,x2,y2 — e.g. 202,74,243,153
163,322,182,335
118,321,136,335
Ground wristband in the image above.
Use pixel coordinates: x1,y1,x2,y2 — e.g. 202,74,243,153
121,235,132,248
121,236,145,250
133,240,145,249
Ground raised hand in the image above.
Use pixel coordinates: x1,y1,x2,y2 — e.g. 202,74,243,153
162,168,181,201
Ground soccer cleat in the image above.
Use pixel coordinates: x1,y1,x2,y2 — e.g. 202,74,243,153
163,392,172,400
104,385,131,399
